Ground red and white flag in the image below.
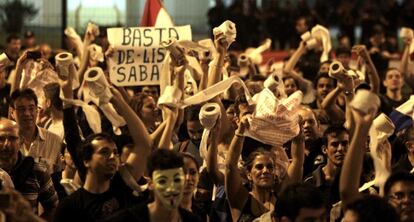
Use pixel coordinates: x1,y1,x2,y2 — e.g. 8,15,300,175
140,0,174,27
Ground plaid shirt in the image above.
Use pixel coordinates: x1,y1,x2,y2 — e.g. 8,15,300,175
10,153,59,214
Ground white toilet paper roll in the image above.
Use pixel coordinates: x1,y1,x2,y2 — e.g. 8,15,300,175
400,27,414,54
213,20,237,45
329,61,346,79
350,89,380,114
263,74,279,89
55,52,73,77
84,67,112,104
0,53,11,67
305,38,318,50
158,86,183,108
372,113,395,141
301,31,311,41
199,103,221,161
161,38,185,66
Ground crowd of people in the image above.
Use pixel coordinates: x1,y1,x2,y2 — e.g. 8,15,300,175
0,2,413,222
208,0,414,50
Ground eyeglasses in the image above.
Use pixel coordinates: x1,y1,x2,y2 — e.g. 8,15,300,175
388,192,414,202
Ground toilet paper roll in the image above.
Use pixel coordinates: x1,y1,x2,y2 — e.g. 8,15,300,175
372,113,395,142
263,74,279,89
301,31,311,41
0,53,11,67
329,61,346,79
84,67,112,104
213,20,237,45
350,89,380,114
305,38,318,50
158,86,183,108
199,103,221,161
238,54,250,77
400,27,414,54
87,22,100,37
311,24,331,62
55,52,73,77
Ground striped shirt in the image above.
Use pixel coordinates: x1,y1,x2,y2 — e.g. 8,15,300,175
19,126,63,174
10,153,59,214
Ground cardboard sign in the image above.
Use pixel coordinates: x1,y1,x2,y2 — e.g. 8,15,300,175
107,25,192,86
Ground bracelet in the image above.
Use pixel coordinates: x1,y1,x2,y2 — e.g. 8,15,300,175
235,132,244,137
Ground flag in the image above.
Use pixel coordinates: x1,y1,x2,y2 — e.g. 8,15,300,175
140,0,174,27
389,95,414,132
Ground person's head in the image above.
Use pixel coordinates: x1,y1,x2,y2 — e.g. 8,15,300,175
318,61,331,73
244,148,277,189
141,86,159,102
42,83,63,114
298,108,320,142
129,93,158,126
234,95,255,121
338,34,351,49
322,125,349,167
81,133,119,180
384,172,414,222
275,183,326,222
295,16,311,34
10,88,38,129
383,68,403,92
314,73,336,101
185,105,204,145
23,30,36,48
370,24,385,46
0,118,20,172
402,126,414,155
335,47,351,68
181,152,200,197
226,104,238,130
147,149,185,210
343,195,399,222
39,43,52,60
6,34,21,55
283,76,299,96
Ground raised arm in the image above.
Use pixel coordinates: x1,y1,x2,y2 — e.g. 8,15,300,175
158,106,178,149
400,36,414,84
225,115,250,211
340,106,377,206
110,87,152,180
206,118,224,185
10,51,29,94
352,45,380,94
283,41,307,75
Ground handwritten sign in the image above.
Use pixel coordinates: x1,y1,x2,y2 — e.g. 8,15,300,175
107,25,192,86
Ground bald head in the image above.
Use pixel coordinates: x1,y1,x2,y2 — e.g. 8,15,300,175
0,118,19,171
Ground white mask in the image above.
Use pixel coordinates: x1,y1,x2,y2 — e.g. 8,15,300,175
152,167,185,210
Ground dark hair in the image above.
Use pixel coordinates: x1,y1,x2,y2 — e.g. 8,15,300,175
128,93,151,119
10,88,38,108
147,149,184,177
275,183,325,220
6,34,20,43
336,47,351,57
234,95,248,118
282,76,299,88
81,133,115,163
384,67,401,78
313,72,336,88
345,195,399,222
322,125,349,146
384,171,414,196
181,152,200,171
185,105,201,122
43,83,63,111
243,148,274,172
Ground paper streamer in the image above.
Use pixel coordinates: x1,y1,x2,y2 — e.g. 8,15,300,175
86,22,100,37
350,89,380,114
400,27,414,54
311,24,331,62
61,97,102,134
88,44,104,62
0,53,11,67
178,75,254,108
199,103,221,162
119,165,148,196
213,20,237,46
158,85,183,108
161,38,185,66
64,27,84,50
368,113,395,188
60,178,81,195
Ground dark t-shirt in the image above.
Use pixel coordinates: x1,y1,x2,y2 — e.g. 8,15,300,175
104,202,202,222
0,83,10,118
54,172,141,222
380,94,408,115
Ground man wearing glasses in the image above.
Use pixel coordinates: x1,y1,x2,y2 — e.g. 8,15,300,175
384,172,414,222
9,88,63,174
